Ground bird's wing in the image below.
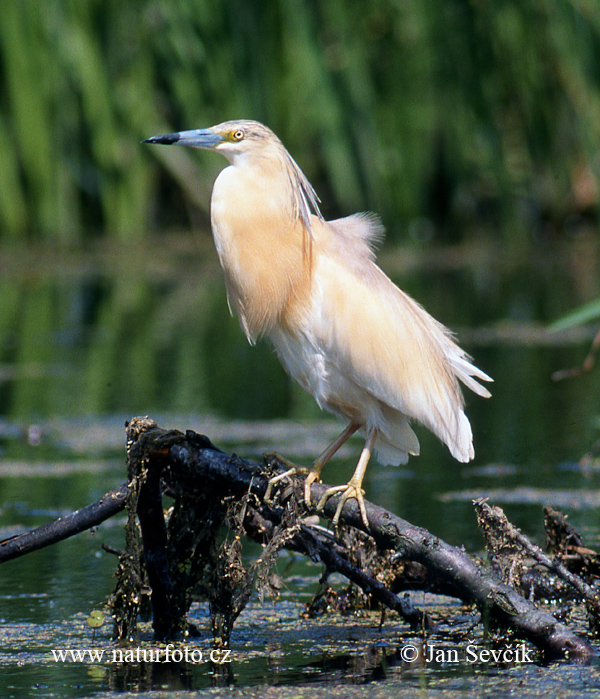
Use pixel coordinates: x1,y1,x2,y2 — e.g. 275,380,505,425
309,216,491,461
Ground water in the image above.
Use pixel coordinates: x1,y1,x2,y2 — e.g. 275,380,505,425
0,234,599,697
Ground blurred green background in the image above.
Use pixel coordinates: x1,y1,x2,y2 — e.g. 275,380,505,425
2,0,600,243
2,6,600,694
0,0,598,433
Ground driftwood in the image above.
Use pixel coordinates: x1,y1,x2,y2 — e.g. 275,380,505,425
0,416,598,662
0,483,129,562
475,500,600,618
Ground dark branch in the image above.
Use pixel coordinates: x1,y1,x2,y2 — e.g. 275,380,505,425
0,483,129,563
295,522,435,631
163,429,596,661
0,417,596,662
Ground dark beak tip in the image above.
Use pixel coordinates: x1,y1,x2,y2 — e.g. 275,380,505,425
142,134,179,145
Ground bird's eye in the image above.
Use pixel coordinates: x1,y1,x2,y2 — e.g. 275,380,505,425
232,129,245,141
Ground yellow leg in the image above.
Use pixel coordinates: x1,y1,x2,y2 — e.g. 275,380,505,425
263,422,359,505
263,454,309,503
317,428,377,528
303,422,360,507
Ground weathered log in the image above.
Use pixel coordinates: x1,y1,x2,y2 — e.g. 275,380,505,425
159,422,596,660
0,483,128,563
0,416,596,662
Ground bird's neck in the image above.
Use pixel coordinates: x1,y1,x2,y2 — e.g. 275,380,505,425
210,163,314,342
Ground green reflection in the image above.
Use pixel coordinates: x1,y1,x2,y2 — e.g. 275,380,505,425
0,237,597,466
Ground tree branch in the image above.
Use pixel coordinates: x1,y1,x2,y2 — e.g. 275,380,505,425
163,426,596,660
0,483,129,563
0,417,596,662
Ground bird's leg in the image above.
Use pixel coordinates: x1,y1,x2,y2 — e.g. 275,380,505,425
263,422,359,505
303,422,360,507
317,428,377,529
263,454,309,503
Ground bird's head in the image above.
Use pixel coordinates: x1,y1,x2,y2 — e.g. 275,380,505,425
143,120,281,165
144,119,323,226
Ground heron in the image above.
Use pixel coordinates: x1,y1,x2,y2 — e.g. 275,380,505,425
143,120,492,528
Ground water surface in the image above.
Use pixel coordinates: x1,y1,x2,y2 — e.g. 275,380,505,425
1,234,599,697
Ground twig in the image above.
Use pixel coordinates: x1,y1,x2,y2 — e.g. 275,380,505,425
552,327,600,381
0,483,129,563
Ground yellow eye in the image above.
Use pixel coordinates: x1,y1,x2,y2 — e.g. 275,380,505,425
232,129,245,141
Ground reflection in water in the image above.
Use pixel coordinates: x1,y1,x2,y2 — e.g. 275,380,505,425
1,237,599,527
0,237,599,696
1,237,598,461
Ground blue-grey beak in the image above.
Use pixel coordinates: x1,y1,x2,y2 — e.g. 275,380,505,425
142,128,223,149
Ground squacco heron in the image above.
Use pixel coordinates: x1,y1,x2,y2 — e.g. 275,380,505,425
144,120,492,528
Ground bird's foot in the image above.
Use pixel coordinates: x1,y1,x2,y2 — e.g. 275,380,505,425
263,452,309,503
317,482,369,529
303,471,320,508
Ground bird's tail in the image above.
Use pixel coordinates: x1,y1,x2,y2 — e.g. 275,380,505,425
451,353,493,399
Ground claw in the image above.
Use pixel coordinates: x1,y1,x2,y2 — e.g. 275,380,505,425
263,423,374,530
314,427,376,529
264,465,308,502
317,483,369,529
303,471,320,508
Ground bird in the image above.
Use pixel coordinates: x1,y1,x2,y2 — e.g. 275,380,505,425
143,120,492,528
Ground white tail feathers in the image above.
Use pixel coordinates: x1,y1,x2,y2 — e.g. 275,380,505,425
451,354,493,399
449,410,476,463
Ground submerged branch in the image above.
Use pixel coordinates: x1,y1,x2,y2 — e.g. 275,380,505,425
1,416,597,662
475,499,600,619
0,483,128,563
157,419,596,660
296,522,435,630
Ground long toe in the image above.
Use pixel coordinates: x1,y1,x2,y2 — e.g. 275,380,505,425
315,483,369,528
263,452,302,472
303,471,320,508
316,484,346,514
330,486,369,529
264,464,308,502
